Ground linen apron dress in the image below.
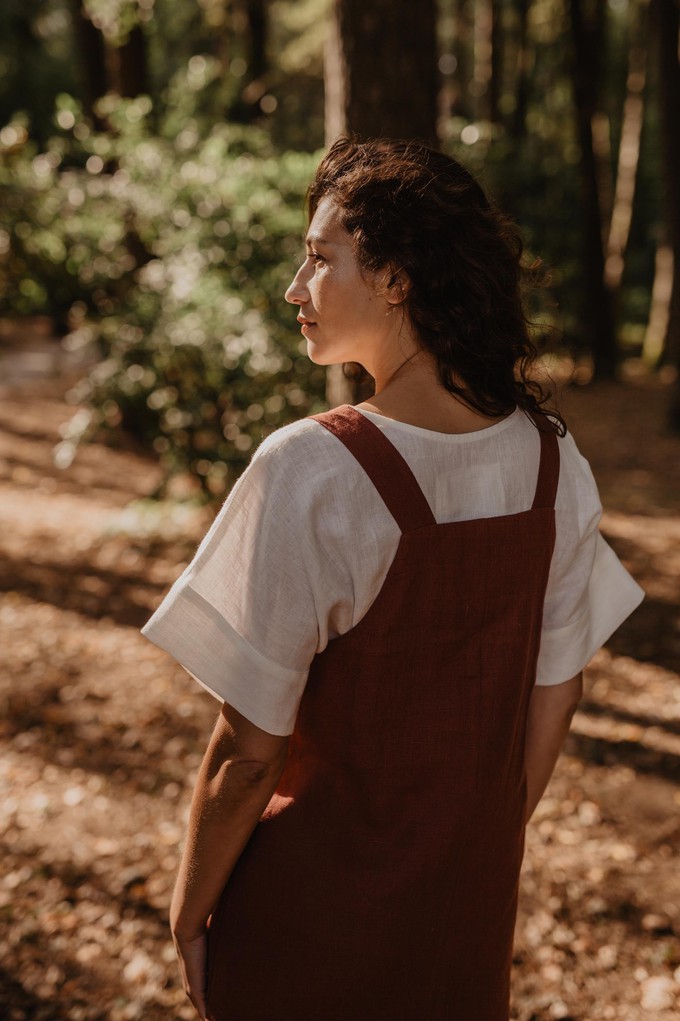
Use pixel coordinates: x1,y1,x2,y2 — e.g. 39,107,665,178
205,404,560,1021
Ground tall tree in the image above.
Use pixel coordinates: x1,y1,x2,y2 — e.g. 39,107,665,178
650,0,680,429
324,0,439,403
73,1,149,107
452,0,473,119
245,0,267,82
70,0,107,123
472,0,495,121
113,24,149,98
229,0,271,121
490,0,503,123
604,0,648,295
569,0,618,377
511,0,532,138
325,0,439,144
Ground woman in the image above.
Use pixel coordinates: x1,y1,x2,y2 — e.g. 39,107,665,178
142,139,643,1020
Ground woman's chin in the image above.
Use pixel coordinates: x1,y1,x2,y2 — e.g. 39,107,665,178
305,342,349,367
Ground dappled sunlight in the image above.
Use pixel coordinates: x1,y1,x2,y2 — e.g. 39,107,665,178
0,368,678,1019
574,648,680,777
601,510,680,606
1,0,679,1013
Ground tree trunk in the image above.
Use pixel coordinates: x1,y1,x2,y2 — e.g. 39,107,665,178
452,0,473,119
245,0,267,81
114,24,148,98
232,0,269,118
604,0,647,294
569,0,618,377
324,0,439,404
642,243,673,366
651,0,680,429
511,0,531,139
472,0,494,121
490,0,503,123
70,0,108,123
328,0,439,143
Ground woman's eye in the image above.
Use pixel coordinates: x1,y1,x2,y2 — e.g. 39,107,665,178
306,251,324,264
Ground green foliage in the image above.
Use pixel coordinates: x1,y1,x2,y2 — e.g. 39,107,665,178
0,0,669,489
0,97,326,496
82,0,142,45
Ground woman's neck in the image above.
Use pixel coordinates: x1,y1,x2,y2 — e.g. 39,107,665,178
358,352,509,435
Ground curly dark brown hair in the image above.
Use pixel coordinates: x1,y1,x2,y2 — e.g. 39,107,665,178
308,137,565,435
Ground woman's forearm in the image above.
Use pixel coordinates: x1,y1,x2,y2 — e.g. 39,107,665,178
170,706,289,939
524,672,583,822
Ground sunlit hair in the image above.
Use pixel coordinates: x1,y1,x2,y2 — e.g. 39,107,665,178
307,137,565,435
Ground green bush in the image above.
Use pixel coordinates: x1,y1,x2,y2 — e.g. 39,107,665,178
0,96,326,497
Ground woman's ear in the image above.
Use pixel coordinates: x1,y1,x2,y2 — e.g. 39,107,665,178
385,267,410,305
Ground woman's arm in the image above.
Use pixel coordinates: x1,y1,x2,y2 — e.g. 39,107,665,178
170,701,289,1019
524,672,583,822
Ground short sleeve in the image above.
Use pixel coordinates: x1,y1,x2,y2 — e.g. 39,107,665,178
535,433,644,685
141,422,331,736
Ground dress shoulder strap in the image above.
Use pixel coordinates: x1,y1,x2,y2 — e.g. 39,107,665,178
530,413,561,510
310,405,437,533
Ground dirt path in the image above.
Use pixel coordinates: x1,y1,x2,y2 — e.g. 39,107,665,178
1,364,679,1020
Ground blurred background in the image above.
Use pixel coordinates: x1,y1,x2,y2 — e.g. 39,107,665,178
0,1,679,1019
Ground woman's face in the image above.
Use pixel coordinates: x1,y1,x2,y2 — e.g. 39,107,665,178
284,196,395,370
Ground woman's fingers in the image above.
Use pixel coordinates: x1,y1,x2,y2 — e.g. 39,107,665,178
174,930,208,1020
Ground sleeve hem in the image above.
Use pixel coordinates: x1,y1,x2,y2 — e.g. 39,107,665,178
535,535,644,686
141,585,309,736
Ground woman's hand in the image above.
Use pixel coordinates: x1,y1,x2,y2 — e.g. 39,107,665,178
172,924,209,1020
169,702,290,1019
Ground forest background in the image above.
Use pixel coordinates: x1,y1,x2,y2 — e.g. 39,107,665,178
1,2,680,1020
1,0,679,496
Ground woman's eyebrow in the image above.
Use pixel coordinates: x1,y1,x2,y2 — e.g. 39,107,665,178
305,233,332,247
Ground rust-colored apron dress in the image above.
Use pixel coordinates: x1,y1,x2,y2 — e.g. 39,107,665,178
206,404,559,1021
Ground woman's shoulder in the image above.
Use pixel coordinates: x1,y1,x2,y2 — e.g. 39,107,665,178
511,410,595,478
237,414,382,552
553,422,598,484
492,410,600,521
246,413,359,499
254,413,342,465
207,414,362,555
549,422,602,528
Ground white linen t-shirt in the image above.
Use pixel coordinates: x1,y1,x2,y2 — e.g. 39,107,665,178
142,406,644,735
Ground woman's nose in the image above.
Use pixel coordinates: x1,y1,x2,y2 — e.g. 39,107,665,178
285,265,308,305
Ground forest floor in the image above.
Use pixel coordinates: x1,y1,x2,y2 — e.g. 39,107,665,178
0,326,679,1021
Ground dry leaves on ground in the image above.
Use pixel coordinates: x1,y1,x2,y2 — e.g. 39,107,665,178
0,361,678,1020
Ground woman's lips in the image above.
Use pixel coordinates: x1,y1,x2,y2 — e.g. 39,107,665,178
298,318,317,333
